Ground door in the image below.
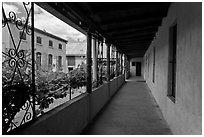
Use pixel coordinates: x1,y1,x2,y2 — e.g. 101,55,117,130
136,62,141,76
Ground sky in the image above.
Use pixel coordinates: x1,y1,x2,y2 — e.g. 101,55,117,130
3,2,86,41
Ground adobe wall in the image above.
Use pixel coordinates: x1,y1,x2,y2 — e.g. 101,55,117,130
144,2,202,134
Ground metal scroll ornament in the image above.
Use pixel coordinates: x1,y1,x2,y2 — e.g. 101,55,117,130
2,2,34,134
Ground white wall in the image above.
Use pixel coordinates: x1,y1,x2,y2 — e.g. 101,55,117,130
144,3,201,134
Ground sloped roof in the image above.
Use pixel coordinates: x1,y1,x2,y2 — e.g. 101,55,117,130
35,28,68,43
66,42,86,56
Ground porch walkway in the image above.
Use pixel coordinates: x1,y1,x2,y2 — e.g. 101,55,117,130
82,77,172,135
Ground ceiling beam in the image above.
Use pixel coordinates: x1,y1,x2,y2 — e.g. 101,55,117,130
91,2,170,16
100,16,164,27
101,19,161,31
110,30,156,38
116,37,153,43
118,41,151,46
115,38,152,43
108,27,158,36
103,22,161,33
113,33,155,40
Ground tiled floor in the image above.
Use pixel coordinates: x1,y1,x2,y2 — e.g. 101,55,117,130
82,77,172,135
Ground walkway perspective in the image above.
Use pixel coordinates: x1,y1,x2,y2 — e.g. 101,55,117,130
83,77,172,135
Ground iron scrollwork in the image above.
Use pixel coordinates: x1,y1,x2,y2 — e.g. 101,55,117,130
2,2,35,134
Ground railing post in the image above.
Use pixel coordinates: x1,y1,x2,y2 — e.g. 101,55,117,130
86,31,92,93
31,2,36,120
106,41,110,82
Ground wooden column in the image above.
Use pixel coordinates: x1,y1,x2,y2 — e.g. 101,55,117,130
92,37,97,81
86,31,92,93
121,53,123,74
116,50,119,76
128,57,130,78
100,40,103,83
106,41,110,81
118,52,121,75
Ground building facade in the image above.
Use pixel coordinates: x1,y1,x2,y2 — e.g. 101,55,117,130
66,41,86,72
2,22,68,73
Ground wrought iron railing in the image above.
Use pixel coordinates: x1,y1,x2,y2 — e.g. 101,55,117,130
2,2,35,134
2,2,87,134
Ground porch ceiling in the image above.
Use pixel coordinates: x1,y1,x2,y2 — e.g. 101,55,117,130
36,2,171,58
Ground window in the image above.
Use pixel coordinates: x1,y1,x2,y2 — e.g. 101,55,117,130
132,62,135,66
58,56,62,69
59,44,62,49
36,52,42,70
68,56,75,66
168,23,177,102
48,54,53,66
153,47,156,83
68,67,73,72
36,36,42,44
49,40,53,47
148,54,149,77
19,31,26,40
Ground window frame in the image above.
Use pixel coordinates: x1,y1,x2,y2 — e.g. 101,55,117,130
167,21,177,103
153,47,156,83
36,36,42,44
58,56,62,69
36,52,42,70
49,40,53,48
48,54,53,66
59,43,62,50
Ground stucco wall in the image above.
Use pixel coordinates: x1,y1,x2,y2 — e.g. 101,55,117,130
14,75,125,135
34,31,67,72
143,3,201,134
130,58,144,77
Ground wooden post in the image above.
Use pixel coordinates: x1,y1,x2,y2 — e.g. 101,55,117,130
116,50,119,76
92,37,97,82
106,41,110,82
100,40,103,83
121,53,123,75
86,31,92,93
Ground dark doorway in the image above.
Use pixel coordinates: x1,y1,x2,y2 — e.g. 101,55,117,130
136,62,141,76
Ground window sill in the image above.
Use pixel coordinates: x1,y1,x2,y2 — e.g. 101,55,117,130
49,46,54,49
167,95,175,103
